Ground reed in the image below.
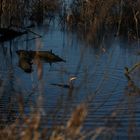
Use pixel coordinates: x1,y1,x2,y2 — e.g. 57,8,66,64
60,0,140,42
0,1,140,140
0,102,88,140
0,0,60,27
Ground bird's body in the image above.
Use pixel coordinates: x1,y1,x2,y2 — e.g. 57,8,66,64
51,83,70,89
51,76,77,89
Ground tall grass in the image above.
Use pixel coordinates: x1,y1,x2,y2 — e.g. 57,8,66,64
0,0,60,27
0,103,87,140
59,0,140,42
0,1,140,140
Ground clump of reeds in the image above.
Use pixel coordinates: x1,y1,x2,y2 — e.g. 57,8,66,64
50,103,87,140
1,0,26,27
0,0,60,27
0,111,41,140
0,103,88,140
30,0,60,25
60,0,140,42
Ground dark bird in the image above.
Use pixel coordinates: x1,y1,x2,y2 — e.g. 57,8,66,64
51,76,77,89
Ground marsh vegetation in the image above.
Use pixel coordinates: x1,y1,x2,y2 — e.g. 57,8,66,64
0,0,140,140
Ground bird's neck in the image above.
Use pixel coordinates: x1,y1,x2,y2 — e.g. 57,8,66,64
68,80,73,88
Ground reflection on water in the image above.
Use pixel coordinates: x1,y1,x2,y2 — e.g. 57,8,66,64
0,24,140,138
16,49,65,73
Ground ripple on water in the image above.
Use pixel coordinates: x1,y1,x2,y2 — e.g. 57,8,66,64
1,24,140,139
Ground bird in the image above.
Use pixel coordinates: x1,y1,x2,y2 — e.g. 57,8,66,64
51,76,77,89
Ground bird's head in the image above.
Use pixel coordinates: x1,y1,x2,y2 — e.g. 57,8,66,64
69,76,77,82
68,76,77,89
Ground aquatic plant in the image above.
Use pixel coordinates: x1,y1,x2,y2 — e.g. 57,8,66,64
0,0,60,27
60,0,140,42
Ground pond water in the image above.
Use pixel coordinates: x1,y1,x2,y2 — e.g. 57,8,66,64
0,22,140,139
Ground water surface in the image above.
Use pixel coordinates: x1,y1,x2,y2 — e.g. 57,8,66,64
0,23,140,139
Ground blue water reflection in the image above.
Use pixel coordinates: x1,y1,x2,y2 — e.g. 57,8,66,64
0,24,140,138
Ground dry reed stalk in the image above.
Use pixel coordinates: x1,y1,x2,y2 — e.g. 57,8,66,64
66,103,87,135
133,9,139,44
116,0,123,36
50,103,87,140
0,0,60,27
21,112,41,140
35,38,43,81
64,0,140,42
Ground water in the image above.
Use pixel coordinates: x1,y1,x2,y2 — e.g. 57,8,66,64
0,23,140,139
